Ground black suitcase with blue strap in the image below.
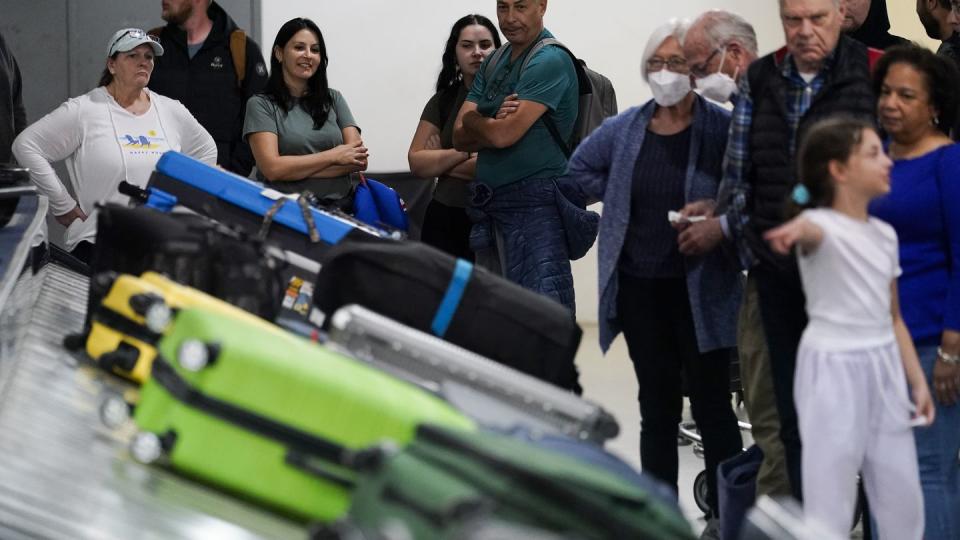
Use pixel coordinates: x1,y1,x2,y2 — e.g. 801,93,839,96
312,236,582,392
142,152,393,261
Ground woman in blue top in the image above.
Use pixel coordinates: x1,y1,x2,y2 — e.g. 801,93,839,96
870,45,960,540
565,19,742,524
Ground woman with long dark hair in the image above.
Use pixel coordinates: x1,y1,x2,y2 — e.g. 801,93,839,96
244,18,367,202
408,14,500,258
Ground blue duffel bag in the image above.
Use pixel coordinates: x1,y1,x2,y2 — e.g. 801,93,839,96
717,444,764,540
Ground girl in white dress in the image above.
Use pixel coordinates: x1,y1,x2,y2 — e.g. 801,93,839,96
764,117,934,539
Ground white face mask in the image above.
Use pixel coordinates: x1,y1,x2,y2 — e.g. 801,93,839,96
648,70,691,107
695,48,739,104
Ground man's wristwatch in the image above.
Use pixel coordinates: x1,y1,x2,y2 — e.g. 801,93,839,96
937,347,960,365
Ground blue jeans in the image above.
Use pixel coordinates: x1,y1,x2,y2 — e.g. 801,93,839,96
915,344,960,540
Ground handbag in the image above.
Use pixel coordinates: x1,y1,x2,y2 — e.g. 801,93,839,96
352,174,409,232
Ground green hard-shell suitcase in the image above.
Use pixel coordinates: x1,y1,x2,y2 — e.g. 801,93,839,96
131,307,475,522
343,425,696,540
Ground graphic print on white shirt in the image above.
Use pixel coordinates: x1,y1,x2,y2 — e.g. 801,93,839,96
110,104,170,188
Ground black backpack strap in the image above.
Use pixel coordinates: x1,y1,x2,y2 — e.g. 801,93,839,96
542,116,572,158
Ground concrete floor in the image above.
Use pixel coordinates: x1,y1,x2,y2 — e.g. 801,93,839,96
573,324,750,533
575,324,865,539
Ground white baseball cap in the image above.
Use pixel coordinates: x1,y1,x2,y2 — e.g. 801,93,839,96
107,28,164,57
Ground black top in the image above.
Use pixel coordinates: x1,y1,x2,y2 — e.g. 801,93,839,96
0,31,25,164
619,126,691,279
746,35,877,270
150,1,268,176
847,0,909,50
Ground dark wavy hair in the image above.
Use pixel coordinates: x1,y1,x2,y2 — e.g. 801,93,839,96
435,15,501,116
435,14,501,94
873,44,960,136
263,18,332,129
788,117,876,217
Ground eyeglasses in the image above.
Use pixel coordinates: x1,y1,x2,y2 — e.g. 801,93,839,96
952,0,960,14
646,57,688,73
109,28,159,54
690,47,723,79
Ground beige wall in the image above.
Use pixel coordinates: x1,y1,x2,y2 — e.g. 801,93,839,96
888,1,941,49
261,1,946,325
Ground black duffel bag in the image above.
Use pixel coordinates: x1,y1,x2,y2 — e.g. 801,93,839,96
312,237,583,392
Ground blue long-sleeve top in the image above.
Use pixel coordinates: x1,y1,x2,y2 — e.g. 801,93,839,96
869,143,960,344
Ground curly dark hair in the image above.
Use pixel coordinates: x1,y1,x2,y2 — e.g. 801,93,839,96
873,44,960,136
263,18,332,130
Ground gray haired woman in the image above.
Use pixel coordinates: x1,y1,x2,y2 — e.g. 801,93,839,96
565,19,743,527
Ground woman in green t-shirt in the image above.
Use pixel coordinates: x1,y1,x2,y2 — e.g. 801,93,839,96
408,15,500,259
244,18,366,202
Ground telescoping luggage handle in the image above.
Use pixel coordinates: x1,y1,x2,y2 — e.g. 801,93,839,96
149,353,385,482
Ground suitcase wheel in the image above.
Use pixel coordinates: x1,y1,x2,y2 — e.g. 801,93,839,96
129,293,173,333
130,432,163,464
99,393,132,429
693,469,710,515
176,340,220,372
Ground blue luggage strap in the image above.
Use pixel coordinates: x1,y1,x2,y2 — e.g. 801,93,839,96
430,259,473,337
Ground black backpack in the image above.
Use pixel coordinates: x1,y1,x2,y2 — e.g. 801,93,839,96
484,38,618,157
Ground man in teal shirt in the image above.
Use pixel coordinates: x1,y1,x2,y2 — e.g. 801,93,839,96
453,0,581,311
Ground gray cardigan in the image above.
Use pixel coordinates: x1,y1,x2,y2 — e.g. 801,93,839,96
566,96,742,353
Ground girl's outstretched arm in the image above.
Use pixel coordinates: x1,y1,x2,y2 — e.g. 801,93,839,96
764,215,824,256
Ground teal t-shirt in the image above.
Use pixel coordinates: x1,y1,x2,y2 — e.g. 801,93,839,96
466,29,578,189
243,88,359,199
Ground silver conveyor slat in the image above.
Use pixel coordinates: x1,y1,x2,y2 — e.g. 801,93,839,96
0,263,305,540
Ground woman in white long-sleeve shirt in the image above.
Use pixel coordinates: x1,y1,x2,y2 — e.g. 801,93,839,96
13,28,217,262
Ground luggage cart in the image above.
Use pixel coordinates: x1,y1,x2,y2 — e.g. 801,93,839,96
679,420,753,514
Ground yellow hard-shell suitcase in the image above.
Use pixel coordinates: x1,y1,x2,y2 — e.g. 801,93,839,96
85,271,280,383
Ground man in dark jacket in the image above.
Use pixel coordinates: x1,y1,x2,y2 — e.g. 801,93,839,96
843,0,910,49
150,0,267,176
918,0,960,138
0,30,25,164
718,0,881,502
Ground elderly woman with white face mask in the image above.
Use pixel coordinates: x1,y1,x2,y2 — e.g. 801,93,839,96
13,28,217,263
565,18,743,529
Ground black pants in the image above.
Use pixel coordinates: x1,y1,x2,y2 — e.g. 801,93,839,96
420,200,473,261
617,274,742,516
752,264,806,501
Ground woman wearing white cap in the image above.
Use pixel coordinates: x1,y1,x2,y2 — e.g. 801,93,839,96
13,28,217,263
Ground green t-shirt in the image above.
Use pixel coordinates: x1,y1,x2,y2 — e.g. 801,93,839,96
243,88,359,199
420,84,470,207
466,29,578,189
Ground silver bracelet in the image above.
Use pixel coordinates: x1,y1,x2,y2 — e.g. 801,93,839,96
937,347,960,365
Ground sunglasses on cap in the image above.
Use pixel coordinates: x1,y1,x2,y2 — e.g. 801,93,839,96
109,29,160,54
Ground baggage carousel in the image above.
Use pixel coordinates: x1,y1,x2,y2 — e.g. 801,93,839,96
0,194,305,539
